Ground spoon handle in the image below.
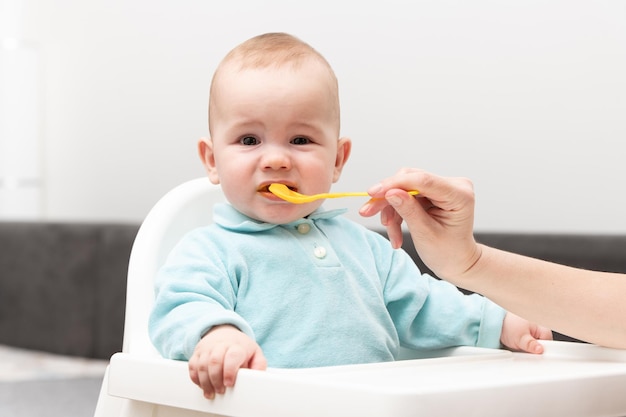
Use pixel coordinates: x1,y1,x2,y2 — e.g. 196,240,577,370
320,192,370,198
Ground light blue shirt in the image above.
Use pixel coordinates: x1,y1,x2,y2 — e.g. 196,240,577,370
149,203,505,368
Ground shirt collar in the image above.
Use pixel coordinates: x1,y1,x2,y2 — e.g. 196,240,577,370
213,203,347,233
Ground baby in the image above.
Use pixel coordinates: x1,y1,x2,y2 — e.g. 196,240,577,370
149,32,552,399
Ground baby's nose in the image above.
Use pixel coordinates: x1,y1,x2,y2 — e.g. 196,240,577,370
262,148,291,170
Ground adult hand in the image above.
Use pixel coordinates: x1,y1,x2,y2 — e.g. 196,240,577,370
359,168,480,280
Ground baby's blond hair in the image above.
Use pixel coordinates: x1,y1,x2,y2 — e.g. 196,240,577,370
208,32,340,135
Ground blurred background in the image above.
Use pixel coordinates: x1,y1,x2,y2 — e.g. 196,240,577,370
1,0,625,233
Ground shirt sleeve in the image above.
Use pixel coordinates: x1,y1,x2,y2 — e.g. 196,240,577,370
148,228,255,360
383,247,506,350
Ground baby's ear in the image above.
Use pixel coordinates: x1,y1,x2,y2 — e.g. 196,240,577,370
198,137,220,184
333,137,352,182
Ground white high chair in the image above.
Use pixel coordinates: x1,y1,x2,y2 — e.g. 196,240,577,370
93,177,227,417
94,177,626,417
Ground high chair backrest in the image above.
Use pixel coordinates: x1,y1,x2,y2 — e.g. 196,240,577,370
122,177,226,355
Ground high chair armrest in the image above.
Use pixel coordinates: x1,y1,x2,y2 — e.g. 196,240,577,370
106,342,626,417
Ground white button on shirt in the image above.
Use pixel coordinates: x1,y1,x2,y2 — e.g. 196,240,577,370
294,222,328,260
313,246,327,259
297,223,311,234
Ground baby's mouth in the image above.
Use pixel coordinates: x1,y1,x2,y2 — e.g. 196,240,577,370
259,183,297,194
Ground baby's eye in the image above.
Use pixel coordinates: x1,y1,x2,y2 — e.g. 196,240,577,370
240,136,259,146
291,136,311,145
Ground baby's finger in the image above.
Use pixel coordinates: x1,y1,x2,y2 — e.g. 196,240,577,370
188,361,200,386
189,352,216,397
248,348,268,371
207,349,226,395
190,359,217,400
200,372,217,399
517,333,544,354
222,346,248,387
535,326,554,341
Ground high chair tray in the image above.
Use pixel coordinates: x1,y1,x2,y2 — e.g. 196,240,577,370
107,340,626,417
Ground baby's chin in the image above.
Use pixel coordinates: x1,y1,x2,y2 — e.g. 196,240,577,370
243,203,321,225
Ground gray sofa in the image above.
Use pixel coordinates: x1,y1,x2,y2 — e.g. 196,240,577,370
0,222,138,359
2,221,626,360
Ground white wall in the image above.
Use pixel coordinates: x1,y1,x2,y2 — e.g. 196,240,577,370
1,0,42,219
11,0,626,233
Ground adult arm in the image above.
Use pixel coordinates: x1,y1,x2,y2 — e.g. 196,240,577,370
359,168,626,349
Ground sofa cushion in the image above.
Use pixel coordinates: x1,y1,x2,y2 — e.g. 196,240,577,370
0,222,138,359
398,232,626,278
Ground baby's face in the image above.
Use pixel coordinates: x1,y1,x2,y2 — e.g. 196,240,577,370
202,61,349,224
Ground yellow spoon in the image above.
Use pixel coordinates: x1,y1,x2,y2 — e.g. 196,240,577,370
268,183,419,204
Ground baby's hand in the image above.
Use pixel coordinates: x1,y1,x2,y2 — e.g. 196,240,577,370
500,312,553,354
188,324,267,399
